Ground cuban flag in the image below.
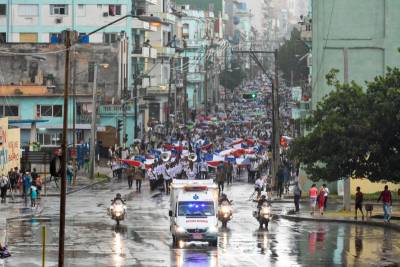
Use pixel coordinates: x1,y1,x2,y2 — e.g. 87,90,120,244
121,159,142,168
207,155,225,168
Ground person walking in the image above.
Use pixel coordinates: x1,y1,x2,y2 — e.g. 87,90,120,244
318,186,325,215
127,167,134,189
293,182,302,212
66,162,73,186
216,166,225,195
377,185,392,223
0,174,9,203
322,184,329,209
30,185,37,208
226,162,233,185
309,184,318,215
8,168,18,200
134,167,144,192
276,167,284,199
22,172,32,204
354,186,364,220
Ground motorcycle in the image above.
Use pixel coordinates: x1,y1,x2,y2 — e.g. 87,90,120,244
218,200,233,228
253,202,272,229
108,200,127,225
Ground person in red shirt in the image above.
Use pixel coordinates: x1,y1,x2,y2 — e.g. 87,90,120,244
377,185,392,222
309,184,318,215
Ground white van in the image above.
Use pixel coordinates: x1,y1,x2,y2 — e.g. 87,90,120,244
169,179,219,247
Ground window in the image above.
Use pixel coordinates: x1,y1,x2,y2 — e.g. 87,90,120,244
0,33,5,43
0,4,6,15
77,4,85,16
88,62,95,82
18,4,39,16
104,33,118,44
108,5,121,16
178,201,215,216
37,132,62,146
0,105,19,117
50,33,63,44
97,4,102,9
36,105,62,117
50,4,68,15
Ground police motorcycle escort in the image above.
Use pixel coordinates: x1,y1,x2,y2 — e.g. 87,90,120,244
217,194,233,228
253,194,272,229
108,193,127,225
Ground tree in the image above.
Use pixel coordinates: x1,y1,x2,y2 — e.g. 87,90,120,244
289,68,400,183
277,28,309,86
219,62,246,92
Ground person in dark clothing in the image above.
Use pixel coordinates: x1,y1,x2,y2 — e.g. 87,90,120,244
293,182,302,212
354,186,364,220
127,168,134,189
31,168,38,186
276,167,284,198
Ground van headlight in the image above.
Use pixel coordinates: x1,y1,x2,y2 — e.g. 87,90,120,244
208,225,218,233
176,225,186,233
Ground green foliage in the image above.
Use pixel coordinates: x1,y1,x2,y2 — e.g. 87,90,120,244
277,28,310,86
220,63,246,91
289,68,400,183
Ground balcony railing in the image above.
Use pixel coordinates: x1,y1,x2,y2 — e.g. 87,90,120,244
99,104,134,114
156,46,175,57
76,114,91,124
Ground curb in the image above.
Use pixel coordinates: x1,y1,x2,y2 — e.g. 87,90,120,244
40,179,109,197
278,214,400,232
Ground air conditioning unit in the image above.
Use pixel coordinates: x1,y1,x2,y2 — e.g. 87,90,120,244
55,17,62,24
103,12,109,17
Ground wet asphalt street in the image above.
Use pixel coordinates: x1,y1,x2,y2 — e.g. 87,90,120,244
1,179,400,267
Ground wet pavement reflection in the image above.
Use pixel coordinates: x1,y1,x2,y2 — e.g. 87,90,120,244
2,182,400,267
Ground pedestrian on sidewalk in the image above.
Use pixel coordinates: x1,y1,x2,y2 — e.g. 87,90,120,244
377,185,392,223
309,184,318,215
30,185,37,208
0,174,9,203
323,184,329,209
318,186,326,215
22,172,31,204
66,162,73,186
8,168,18,200
354,186,364,220
293,182,302,212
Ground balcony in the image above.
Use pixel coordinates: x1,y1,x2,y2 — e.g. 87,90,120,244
146,84,173,96
156,47,175,57
185,39,208,48
187,72,204,83
132,46,158,58
132,19,151,31
159,12,176,24
99,104,134,115
76,114,91,124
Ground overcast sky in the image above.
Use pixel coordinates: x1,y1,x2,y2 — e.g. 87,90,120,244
243,0,264,31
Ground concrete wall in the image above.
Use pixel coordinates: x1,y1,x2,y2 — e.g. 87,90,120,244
312,0,400,108
0,43,121,98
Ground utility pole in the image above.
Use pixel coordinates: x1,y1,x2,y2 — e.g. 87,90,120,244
343,47,351,211
204,46,209,116
89,64,98,179
72,52,77,186
183,56,188,124
133,66,138,139
232,49,280,190
122,79,127,148
166,57,174,135
58,29,71,267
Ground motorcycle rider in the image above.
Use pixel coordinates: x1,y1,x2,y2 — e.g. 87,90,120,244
219,193,231,205
254,176,264,199
111,193,125,205
257,194,269,209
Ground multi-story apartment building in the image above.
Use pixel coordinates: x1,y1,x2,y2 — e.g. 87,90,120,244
0,0,162,142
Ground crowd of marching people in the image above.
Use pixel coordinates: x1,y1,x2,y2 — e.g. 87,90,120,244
105,73,298,198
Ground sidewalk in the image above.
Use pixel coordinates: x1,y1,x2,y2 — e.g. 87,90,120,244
0,166,113,245
278,209,400,232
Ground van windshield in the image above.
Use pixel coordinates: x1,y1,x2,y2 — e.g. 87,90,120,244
178,201,215,217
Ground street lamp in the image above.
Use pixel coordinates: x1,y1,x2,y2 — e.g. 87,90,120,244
89,63,109,180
